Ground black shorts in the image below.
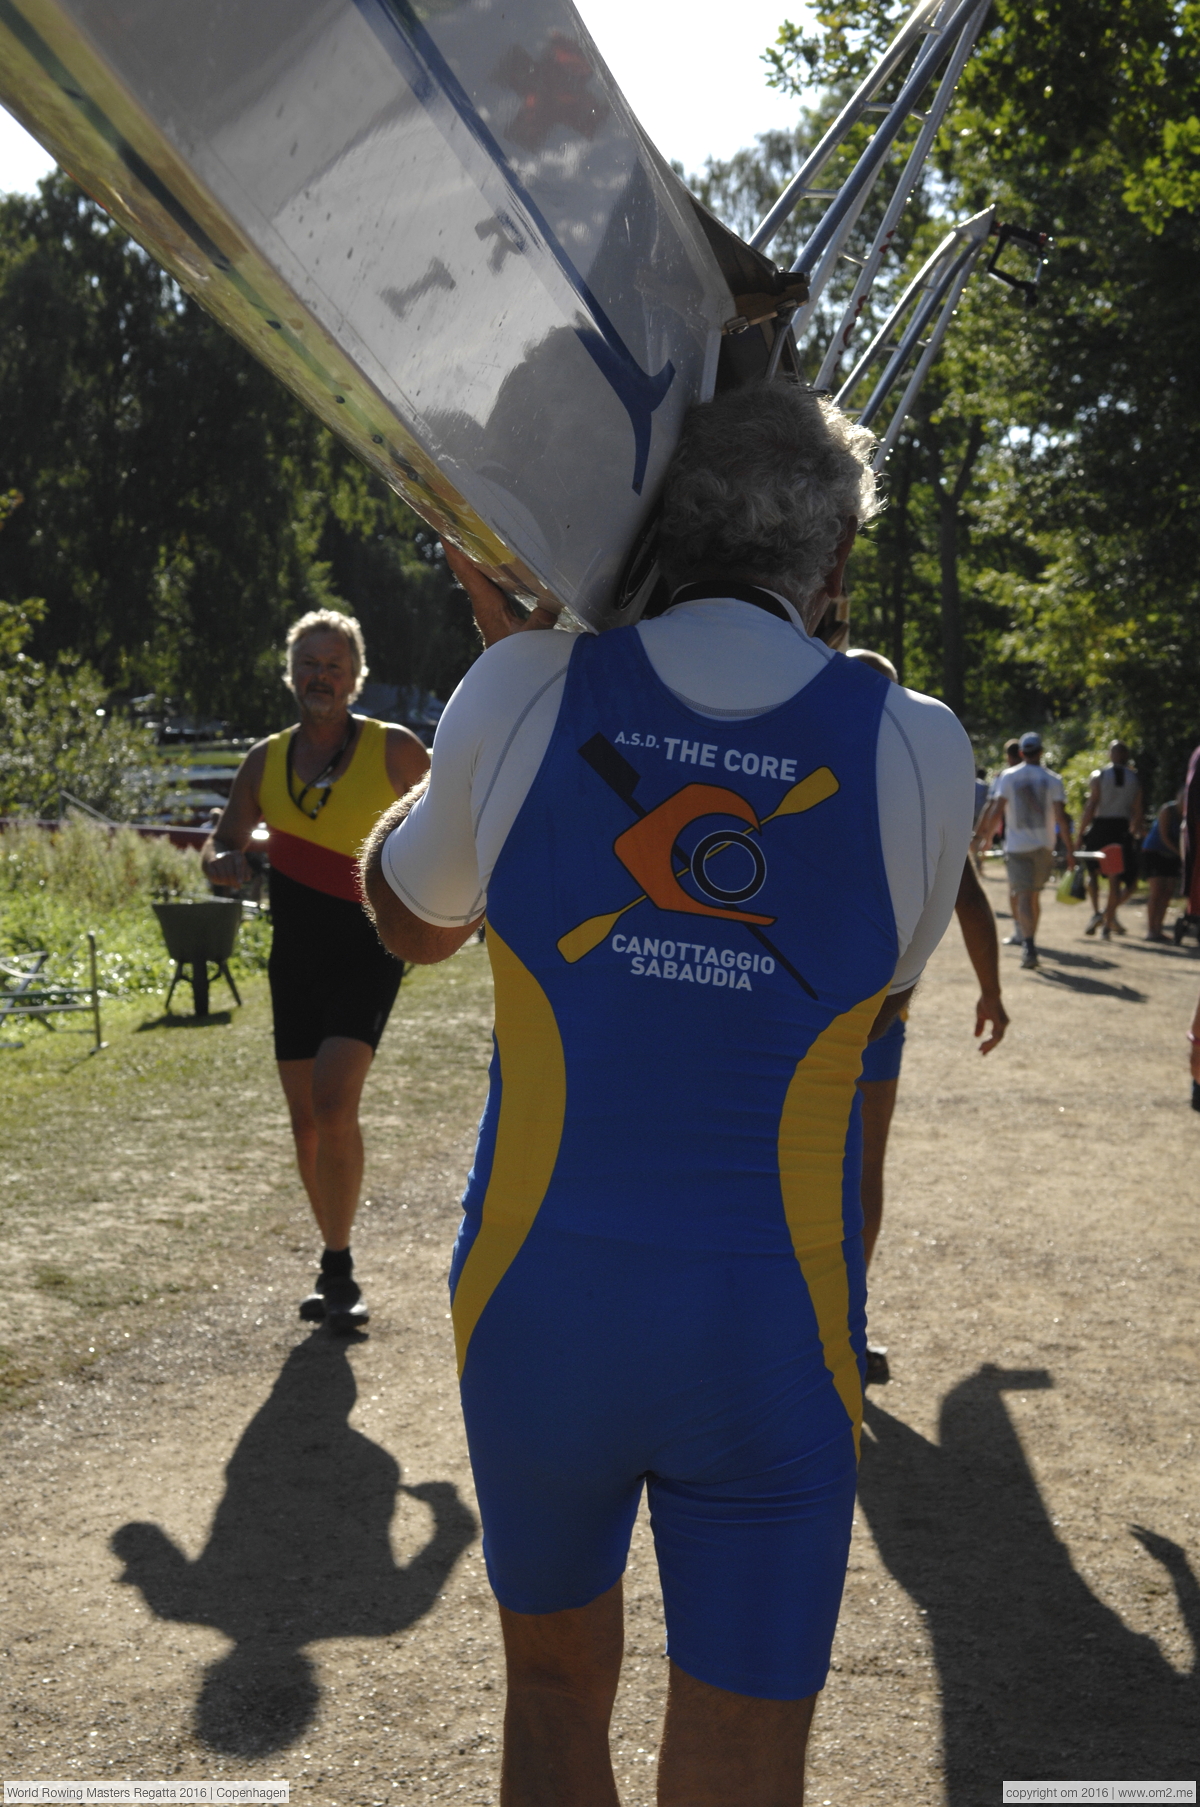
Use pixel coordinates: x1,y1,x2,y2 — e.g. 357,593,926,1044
1142,849,1182,881
267,868,404,1062
1084,817,1140,882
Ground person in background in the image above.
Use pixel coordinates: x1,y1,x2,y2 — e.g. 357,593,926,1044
203,610,429,1331
1142,789,1184,943
1076,741,1145,940
992,738,1024,943
846,650,1008,1386
974,732,1074,971
973,767,990,839
1188,983,1200,1112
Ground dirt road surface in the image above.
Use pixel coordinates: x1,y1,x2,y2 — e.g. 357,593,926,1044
2,871,1197,1805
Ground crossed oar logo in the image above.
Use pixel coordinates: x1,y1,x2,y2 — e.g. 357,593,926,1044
556,734,839,996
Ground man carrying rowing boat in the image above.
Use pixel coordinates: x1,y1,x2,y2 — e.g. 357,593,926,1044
203,609,428,1332
362,382,972,1803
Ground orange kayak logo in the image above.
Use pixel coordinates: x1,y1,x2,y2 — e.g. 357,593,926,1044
614,782,776,927
557,738,839,968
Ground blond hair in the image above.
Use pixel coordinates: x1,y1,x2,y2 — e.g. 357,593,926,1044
284,610,369,701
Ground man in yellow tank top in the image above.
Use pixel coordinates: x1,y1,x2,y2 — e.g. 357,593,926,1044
202,609,429,1330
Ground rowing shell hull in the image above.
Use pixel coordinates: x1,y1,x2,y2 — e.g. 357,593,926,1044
0,0,734,628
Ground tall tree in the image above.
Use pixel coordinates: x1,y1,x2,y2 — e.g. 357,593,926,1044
758,0,1200,788
0,176,475,732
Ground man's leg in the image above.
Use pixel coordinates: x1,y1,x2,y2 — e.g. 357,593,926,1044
859,1077,900,1270
1103,872,1122,932
1013,887,1038,944
495,1582,817,1807
498,1582,624,1807
658,1665,816,1806
310,1035,375,1248
278,1037,375,1327
278,1036,374,1247
277,1056,320,1207
1105,871,1136,934
1146,875,1170,938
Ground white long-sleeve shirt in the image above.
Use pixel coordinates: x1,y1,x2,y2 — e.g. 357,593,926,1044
382,595,974,994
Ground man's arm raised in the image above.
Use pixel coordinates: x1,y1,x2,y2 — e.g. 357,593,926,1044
442,540,558,647
360,782,483,964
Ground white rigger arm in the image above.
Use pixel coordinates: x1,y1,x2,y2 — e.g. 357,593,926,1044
833,211,987,405
812,0,989,390
761,0,990,375
856,212,994,468
749,0,943,255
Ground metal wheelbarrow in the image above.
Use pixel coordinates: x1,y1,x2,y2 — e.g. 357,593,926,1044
152,900,243,1017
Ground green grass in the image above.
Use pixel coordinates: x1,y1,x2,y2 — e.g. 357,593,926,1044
0,945,496,1410
1,816,271,998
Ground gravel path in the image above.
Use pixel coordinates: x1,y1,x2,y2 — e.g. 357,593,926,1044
2,872,1197,1805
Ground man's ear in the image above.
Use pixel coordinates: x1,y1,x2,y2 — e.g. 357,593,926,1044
826,517,858,598
801,518,858,634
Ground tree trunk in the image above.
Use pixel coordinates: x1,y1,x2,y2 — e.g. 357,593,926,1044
888,443,914,681
938,484,966,716
924,416,984,718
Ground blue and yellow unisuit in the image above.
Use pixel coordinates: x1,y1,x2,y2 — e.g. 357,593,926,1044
450,622,898,1699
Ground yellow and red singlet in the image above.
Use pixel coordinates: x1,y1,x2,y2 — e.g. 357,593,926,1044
259,717,395,902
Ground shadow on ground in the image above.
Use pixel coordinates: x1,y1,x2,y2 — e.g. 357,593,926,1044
111,1335,477,1755
135,1012,234,1032
1034,958,1147,1001
858,1367,1198,1803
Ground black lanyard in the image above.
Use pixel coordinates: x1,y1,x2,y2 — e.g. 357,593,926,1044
668,581,794,623
286,721,355,821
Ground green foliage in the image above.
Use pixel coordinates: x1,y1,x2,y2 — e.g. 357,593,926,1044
740,0,1200,794
0,817,270,997
0,176,476,732
0,815,201,911
0,582,167,820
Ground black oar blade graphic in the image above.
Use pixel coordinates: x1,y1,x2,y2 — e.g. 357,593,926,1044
578,734,645,816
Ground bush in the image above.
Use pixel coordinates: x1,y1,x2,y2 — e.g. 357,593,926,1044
0,596,168,821
0,817,270,998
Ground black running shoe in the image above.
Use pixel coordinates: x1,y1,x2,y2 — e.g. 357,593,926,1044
299,1275,327,1321
323,1274,369,1334
865,1345,890,1386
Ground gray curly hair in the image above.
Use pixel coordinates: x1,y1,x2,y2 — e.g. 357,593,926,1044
657,382,880,619
284,609,369,701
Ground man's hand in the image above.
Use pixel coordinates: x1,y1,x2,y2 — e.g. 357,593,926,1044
973,801,999,851
974,991,1009,1055
442,540,558,648
867,986,914,1042
205,846,252,887
955,857,1009,1052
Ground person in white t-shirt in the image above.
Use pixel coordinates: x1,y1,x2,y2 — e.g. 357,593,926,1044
974,732,1074,970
